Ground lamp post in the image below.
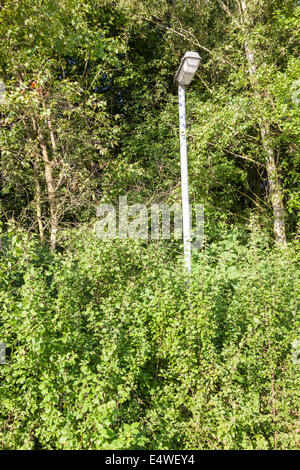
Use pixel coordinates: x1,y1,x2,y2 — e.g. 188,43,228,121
174,52,201,273
0,80,5,104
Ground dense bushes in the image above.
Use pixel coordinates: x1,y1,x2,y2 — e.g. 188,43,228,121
0,226,299,449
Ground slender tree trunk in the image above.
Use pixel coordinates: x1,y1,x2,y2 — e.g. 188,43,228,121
32,117,58,251
260,121,287,245
240,0,287,246
44,111,59,251
33,160,44,242
44,160,58,251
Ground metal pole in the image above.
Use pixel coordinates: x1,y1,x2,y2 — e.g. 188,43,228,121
178,83,192,273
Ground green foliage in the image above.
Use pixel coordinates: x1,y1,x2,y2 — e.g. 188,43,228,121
0,0,125,229
0,227,299,449
0,0,299,450
1,0,299,239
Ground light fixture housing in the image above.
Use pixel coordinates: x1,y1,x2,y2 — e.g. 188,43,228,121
174,51,201,86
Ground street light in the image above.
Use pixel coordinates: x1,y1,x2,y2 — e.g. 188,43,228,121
174,52,201,273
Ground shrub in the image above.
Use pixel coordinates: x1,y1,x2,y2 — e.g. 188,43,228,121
0,227,299,449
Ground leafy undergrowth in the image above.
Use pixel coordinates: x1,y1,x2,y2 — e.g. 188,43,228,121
0,227,299,449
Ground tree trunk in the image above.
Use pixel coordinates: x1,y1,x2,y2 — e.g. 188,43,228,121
240,0,287,246
32,117,58,251
44,159,58,251
260,121,287,245
33,160,44,242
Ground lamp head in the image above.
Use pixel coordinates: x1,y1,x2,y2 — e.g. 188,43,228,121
174,51,201,86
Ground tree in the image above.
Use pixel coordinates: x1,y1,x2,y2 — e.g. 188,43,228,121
0,0,299,247
119,0,299,244
0,0,125,249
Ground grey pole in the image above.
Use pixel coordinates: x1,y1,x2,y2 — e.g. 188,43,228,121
178,83,192,273
0,80,5,104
